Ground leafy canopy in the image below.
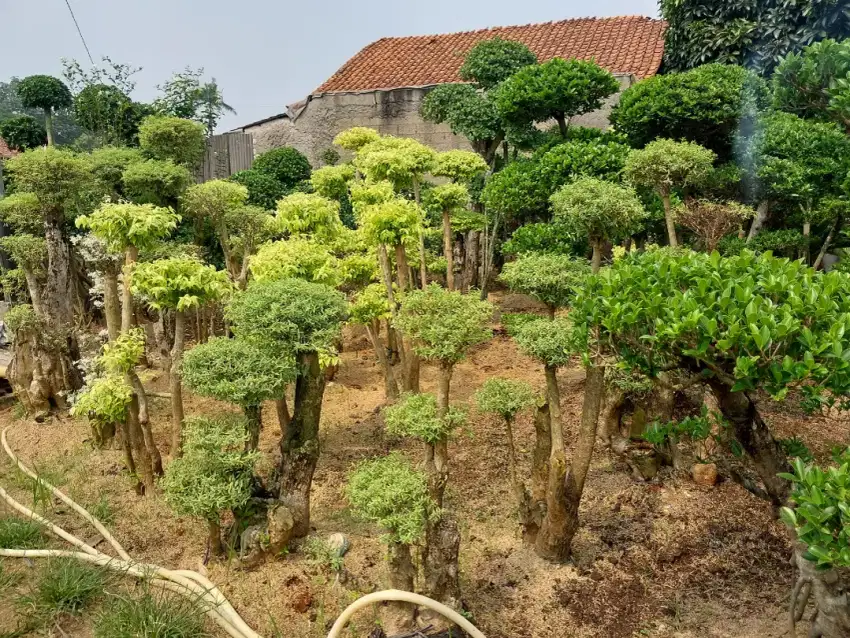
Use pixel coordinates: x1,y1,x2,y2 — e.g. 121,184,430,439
131,258,230,312
384,392,467,444
355,136,436,188
182,336,295,406
229,169,288,210
0,234,47,272
512,316,575,368
121,159,192,207
5,147,92,219
70,374,132,427
0,115,46,151
138,115,206,167
625,139,716,196
252,146,312,188
76,202,179,253
395,284,492,363
358,197,422,247
333,127,381,152
459,37,538,89
499,253,589,310
274,192,342,240
16,75,72,111
87,146,143,196
182,180,248,224
420,83,503,146
551,177,647,246
475,378,537,421
432,150,488,184
424,183,469,216
501,222,577,257
249,238,340,287
348,283,392,326
310,164,355,200
347,453,436,544
0,192,43,234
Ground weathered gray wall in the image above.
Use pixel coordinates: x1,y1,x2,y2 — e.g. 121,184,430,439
242,74,634,166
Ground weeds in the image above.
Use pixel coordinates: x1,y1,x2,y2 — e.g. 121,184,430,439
0,561,23,591
303,536,344,573
88,495,115,525
0,517,45,549
18,557,106,619
94,587,210,638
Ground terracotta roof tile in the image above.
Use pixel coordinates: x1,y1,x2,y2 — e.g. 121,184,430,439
316,16,666,93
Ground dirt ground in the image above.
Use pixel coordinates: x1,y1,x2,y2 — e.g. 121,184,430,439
0,291,836,638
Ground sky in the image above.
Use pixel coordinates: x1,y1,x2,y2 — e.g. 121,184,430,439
1,0,659,132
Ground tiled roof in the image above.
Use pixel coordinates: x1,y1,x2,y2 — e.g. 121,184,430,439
316,16,666,94
0,138,17,160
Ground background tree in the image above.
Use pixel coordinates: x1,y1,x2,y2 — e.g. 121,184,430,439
1,77,81,145
424,183,468,291
225,278,346,541
499,253,589,317
15,75,73,146
138,115,206,167
494,59,619,138
229,169,287,210
153,67,235,136
162,415,258,555
675,199,755,251
249,238,340,287
333,127,380,152
87,146,143,199
182,337,295,451
625,139,716,248
131,257,230,453
459,37,538,90
73,84,149,147
252,147,312,191
475,378,538,538
0,115,46,151
121,159,191,208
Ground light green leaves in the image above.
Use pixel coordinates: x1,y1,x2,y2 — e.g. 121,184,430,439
625,138,716,194
182,180,248,224
551,177,646,246
512,316,576,368
348,283,391,326
131,257,230,311
333,127,380,152
273,192,342,241
384,393,467,444
249,238,340,287
499,253,589,311
475,378,537,421
76,201,179,254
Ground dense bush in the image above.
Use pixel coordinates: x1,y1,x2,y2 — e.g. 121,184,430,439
0,115,46,150
252,146,312,189
230,169,288,210
138,115,205,167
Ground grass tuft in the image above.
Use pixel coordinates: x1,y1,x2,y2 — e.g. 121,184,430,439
0,517,46,549
88,495,116,526
302,536,344,573
94,588,210,638
18,557,105,618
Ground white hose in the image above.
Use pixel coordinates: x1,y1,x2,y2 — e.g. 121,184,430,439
327,590,487,638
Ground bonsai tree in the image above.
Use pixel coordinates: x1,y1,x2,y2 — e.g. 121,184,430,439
349,283,398,401
15,75,72,146
346,453,435,634
121,159,192,208
249,238,340,287
675,199,755,252
181,336,296,450
131,258,231,453
493,59,619,138
459,37,538,89
0,115,46,151
252,146,312,189
88,146,144,200
273,192,342,241
499,253,590,317
224,204,274,288
625,139,716,248
333,127,380,152
162,414,258,555
138,115,206,167
550,177,647,272
474,378,538,537
225,278,347,541
310,164,355,200
423,183,468,291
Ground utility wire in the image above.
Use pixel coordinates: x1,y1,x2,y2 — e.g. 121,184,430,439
62,0,95,64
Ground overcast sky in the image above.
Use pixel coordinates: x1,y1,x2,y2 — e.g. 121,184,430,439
2,0,659,132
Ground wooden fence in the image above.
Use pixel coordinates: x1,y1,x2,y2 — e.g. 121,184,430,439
195,132,254,182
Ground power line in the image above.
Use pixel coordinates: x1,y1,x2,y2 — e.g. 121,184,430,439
62,0,95,65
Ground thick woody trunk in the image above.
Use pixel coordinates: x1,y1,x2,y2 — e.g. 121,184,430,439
480,211,500,301
794,547,850,637
463,230,480,291
366,321,399,402
394,244,411,292
275,397,291,434
530,402,551,537
208,519,224,557
442,210,454,291
126,390,154,494
591,241,603,274
101,269,121,341
22,268,44,318
279,351,326,540
710,381,790,506
662,191,679,248
598,385,626,447
505,416,535,539
170,310,186,455
535,364,568,560
121,247,138,333
243,403,262,452
383,541,417,634
747,200,769,242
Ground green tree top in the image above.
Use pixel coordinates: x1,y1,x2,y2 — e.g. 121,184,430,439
182,336,295,407
333,127,381,151
348,283,392,326
354,136,436,188
384,392,467,444
252,147,312,188
249,238,340,287
423,183,469,216
182,180,248,224
0,192,43,234
310,164,356,199
512,316,575,368
350,180,395,219
138,115,206,167
432,150,489,183
0,115,46,151
76,201,180,254
16,75,72,112
358,197,422,247
274,192,342,240
625,139,716,196
395,284,492,364
475,378,537,422
420,84,503,150
459,37,538,89
0,235,47,273
499,253,590,311
131,257,230,311
121,159,192,207
70,374,132,427
347,453,436,544
101,329,146,375
229,169,287,210
88,146,143,196
4,147,92,220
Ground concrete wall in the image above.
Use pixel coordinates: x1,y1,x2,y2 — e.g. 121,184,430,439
242,74,635,166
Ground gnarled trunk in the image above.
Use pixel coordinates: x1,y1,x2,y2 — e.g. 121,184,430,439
423,514,461,621
794,547,850,637
463,230,479,291
208,519,224,557
383,541,417,634
127,389,154,494
530,401,551,537
505,416,534,539
275,397,291,434
244,403,262,452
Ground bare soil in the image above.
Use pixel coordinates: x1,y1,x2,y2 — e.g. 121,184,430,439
0,292,825,638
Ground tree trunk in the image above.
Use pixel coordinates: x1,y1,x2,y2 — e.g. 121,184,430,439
126,390,154,494
536,364,569,561
423,514,462,620
44,108,54,147
101,269,121,341
505,416,534,538
598,385,626,447
275,397,291,434
170,310,186,455
591,241,603,274
394,244,411,292
709,381,790,506
366,321,399,402
747,200,769,242
403,350,420,394
118,417,136,478
208,519,224,556
428,362,453,507
813,216,841,271
803,220,812,264
22,268,44,319
121,247,138,333
244,403,262,452
480,211,500,301
793,547,850,637
463,230,479,291
662,191,679,248
442,210,454,291
530,401,551,537
278,351,326,540
555,114,568,138
383,541,417,634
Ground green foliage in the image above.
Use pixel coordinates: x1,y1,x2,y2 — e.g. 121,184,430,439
420,83,503,146
93,588,210,638
5,147,93,218
249,238,340,287
355,136,436,188
70,374,132,427
5,304,41,337
358,197,422,247
0,192,43,233
0,234,47,272
0,517,46,549
573,248,850,400
502,222,579,257
423,183,469,217
384,393,467,444
537,138,632,184
499,253,589,310
480,159,548,219
182,180,248,225
162,415,258,523
310,164,355,200
121,159,192,206
333,127,381,151
274,192,342,240
395,284,492,363
347,453,435,544
138,115,206,167
131,258,230,311
182,336,294,407
252,147,312,189
339,253,378,288
642,409,714,447
153,67,235,136
610,64,768,160
494,59,619,131
303,536,345,572
74,84,148,146
660,0,850,75
350,180,395,216
101,329,146,374
625,139,716,196
780,451,850,569
348,283,391,325
16,75,73,112
433,150,489,184
88,146,143,196
0,115,46,150
19,558,105,618
475,378,537,421
226,278,347,353
320,147,341,166
512,316,575,367
459,37,538,89
229,169,288,210
77,201,179,253
551,177,647,245
723,229,809,258
779,437,814,463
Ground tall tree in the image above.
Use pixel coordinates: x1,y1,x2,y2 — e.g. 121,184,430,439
15,76,73,146
154,67,236,136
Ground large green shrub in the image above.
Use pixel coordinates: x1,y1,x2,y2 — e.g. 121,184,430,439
252,147,312,189
0,115,46,150
138,115,205,167
499,253,589,312
230,169,288,210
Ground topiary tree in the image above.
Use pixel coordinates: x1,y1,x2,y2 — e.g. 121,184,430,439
333,127,381,152
138,115,206,167
224,204,274,288
15,75,72,146
131,258,231,453
500,253,590,317
0,115,46,151
349,283,398,401
609,64,768,161
121,159,192,208
550,177,647,272
501,221,578,257
459,37,538,89
252,147,312,189
625,139,716,248
494,59,620,138
87,146,143,199
273,192,342,241
310,164,355,200
674,199,755,252
475,378,538,537
162,414,258,555
248,238,340,287
225,278,346,541
182,336,295,451
229,169,288,210
347,453,436,633
70,374,132,449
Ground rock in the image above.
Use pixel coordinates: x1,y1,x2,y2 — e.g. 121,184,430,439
267,503,295,553
631,451,658,480
326,532,350,557
692,463,718,487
